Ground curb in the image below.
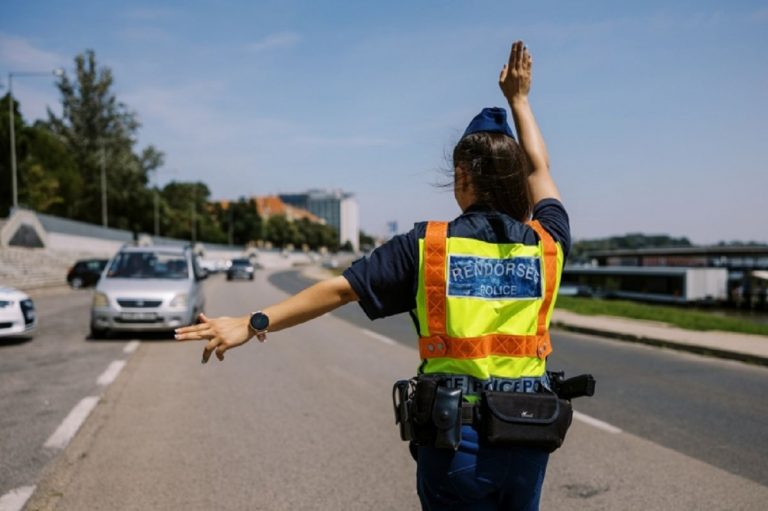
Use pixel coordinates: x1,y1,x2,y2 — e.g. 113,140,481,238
552,321,768,368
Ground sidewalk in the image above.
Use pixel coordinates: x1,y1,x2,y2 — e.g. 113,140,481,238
552,309,768,367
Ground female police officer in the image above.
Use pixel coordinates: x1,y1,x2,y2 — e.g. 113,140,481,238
176,41,569,511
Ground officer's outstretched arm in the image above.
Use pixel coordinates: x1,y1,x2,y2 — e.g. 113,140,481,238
175,276,358,363
499,41,561,204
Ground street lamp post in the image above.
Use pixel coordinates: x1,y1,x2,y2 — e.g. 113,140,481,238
7,69,64,209
100,143,108,227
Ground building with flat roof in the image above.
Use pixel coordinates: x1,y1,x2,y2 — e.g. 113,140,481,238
566,245,768,308
280,190,359,251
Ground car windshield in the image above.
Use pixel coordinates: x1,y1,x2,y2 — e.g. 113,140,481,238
231,259,250,266
107,252,189,279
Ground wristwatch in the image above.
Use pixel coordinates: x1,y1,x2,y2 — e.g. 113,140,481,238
248,311,270,341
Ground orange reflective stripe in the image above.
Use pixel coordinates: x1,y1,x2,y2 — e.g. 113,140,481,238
419,333,548,360
527,220,557,358
424,221,448,336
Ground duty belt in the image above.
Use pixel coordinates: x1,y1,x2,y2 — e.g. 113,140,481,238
436,374,551,396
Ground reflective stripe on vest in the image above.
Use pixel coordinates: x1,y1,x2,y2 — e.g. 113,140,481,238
417,220,561,368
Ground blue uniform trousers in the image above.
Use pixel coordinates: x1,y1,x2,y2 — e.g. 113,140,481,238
416,425,549,511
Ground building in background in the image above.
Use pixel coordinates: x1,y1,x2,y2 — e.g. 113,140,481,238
252,195,324,224
280,190,359,251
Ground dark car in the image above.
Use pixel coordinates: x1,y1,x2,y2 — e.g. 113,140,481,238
67,258,109,288
227,258,255,281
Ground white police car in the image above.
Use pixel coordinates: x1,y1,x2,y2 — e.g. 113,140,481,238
0,286,37,338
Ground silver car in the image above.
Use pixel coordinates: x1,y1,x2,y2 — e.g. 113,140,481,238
90,245,206,337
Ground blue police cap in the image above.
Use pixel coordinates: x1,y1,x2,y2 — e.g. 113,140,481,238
461,107,515,140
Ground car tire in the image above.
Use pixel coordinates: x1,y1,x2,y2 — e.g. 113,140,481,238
71,277,83,289
249,275,254,281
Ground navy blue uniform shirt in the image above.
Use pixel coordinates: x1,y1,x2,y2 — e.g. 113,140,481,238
343,198,570,320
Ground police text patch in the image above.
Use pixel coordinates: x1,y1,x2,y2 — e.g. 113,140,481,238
447,255,542,299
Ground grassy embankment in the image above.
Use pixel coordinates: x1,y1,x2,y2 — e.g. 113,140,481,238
555,296,768,336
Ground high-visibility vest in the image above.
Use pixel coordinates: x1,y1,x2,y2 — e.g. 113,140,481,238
414,220,564,383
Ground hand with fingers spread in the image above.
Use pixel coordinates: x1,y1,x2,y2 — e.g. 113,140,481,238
175,312,255,363
499,40,532,104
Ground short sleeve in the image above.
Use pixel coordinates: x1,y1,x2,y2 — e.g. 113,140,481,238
342,229,420,320
532,199,571,258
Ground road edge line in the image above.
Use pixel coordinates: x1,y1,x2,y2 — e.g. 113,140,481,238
360,328,397,345
97,360,127,386
573,410,622,434
43,396,100,450
0,486,36,511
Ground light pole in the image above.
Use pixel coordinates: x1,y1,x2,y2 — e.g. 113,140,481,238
100,142,108,227
152,168,176,238
7,69,64,209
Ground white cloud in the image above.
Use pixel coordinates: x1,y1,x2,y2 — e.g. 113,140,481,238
0,32,66,72
246,32,301,53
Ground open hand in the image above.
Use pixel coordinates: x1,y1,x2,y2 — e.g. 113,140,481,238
499,41,532,102
175,312,256,363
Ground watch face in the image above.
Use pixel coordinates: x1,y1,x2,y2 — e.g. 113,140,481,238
250,312,269,331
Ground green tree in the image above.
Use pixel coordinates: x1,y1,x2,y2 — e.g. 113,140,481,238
159,181,226,242
224,198,262,245
359,230,375,251
46,50,163,231
264,215,298,248
0,94,78,216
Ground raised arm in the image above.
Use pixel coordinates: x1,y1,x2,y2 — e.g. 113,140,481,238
175,275,358,363
499,41,561,204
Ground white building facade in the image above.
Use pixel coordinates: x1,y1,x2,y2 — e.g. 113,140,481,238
280,190,360,251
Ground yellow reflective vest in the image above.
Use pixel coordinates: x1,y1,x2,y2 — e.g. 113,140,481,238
414,220,564,384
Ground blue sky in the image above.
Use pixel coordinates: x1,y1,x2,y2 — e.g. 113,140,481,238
2,1,767,243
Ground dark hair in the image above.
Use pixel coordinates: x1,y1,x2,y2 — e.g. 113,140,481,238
452,132,532,221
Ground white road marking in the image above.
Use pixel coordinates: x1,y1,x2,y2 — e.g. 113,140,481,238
123,340,140,354
0,486,36,511
573,410,622,434
97,360,127,386
44,396,99,450
360,328,397,345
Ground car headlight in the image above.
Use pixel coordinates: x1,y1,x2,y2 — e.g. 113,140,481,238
0,300,14,308
170,293,189,307
92,292,109,308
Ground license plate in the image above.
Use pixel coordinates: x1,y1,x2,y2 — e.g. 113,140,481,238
121,312,157,321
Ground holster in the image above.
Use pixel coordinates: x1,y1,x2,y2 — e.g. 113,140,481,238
392,375,463,449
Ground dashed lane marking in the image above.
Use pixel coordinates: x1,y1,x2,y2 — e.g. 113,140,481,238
573,411,623,434
123,340,140,354
360,328,397,346
97,360,126,386
0,486,36,511
44,396,100,450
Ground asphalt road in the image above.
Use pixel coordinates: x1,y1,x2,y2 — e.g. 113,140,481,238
269,269,768,487
0,287,137,498
3,271,767,510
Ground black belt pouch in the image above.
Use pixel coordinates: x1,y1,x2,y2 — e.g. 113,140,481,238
432,386,462,450
479,391,573,453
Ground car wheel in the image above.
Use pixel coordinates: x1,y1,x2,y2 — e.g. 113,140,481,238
71,277,83,289
249,275,254,281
